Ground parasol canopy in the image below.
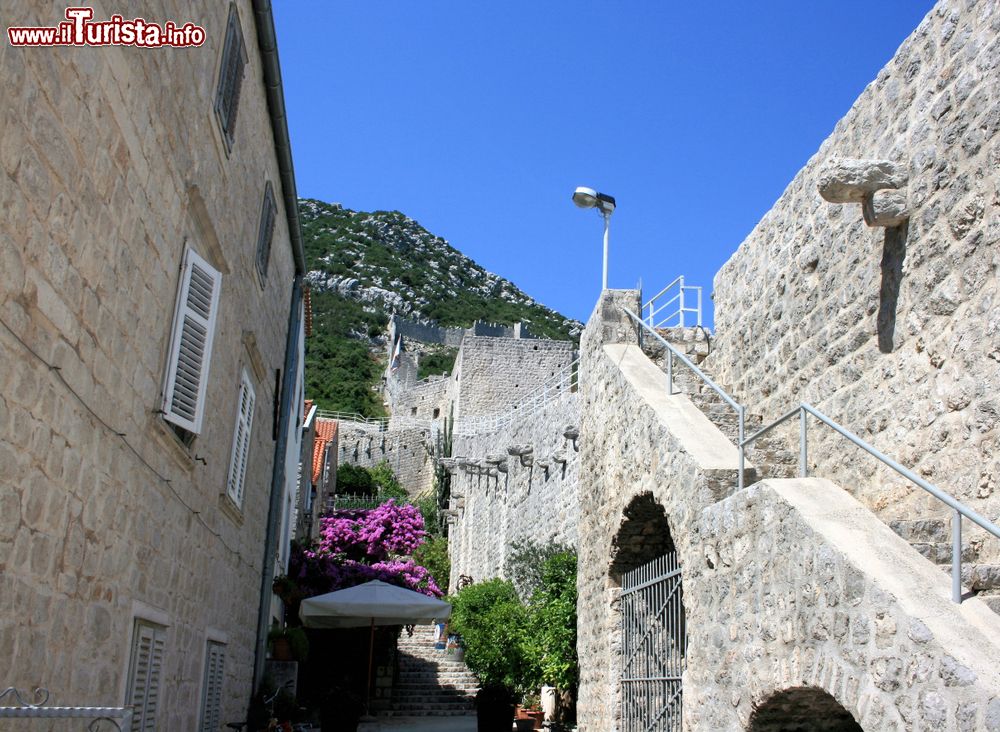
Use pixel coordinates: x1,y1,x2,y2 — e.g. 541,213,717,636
298,580,451,629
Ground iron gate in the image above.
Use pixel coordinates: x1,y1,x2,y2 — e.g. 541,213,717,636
620,552,686,732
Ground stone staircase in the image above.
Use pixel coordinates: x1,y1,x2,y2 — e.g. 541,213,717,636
385,624,478,718
645,328,1000,614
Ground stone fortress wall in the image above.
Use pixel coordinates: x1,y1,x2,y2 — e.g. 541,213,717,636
338,425,437,497
446,390,581,590
705,0,1000,559
570,1,1000,728
453,336,575,418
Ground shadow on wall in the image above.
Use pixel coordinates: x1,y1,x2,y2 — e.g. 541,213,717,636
878,223,908,354
749,686,862,731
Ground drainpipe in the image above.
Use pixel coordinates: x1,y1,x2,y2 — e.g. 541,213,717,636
251,0,305,276
253,276,303,690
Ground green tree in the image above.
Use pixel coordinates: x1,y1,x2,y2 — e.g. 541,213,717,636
412,535,450,592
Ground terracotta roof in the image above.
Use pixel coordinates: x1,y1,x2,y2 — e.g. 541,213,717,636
311,418,338,484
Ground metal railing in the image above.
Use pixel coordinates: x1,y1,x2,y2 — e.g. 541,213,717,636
451,357,580,436
622,307,747,490
0,687,131,730
623,303,999,604
314,409,389,431
743,403,1000,604
328,493,399,511
643,276,703,329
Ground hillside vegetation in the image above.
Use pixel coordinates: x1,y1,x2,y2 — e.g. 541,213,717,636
301,199,580,415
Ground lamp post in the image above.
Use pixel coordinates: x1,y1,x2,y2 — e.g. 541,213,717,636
572,186,616,290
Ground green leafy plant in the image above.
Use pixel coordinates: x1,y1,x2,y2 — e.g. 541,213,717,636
418,345,459,380
505,538,574,602
449,579,539,695
412,535,450,592
369,460,407,499
268,624,309,662
525,550,578,691
336,463,375,495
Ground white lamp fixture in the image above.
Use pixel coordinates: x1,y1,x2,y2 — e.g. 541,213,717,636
572,186,616,290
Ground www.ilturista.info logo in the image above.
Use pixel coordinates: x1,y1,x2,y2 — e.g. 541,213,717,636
7,7,206,48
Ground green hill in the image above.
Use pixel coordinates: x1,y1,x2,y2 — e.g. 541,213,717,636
301,199,580,415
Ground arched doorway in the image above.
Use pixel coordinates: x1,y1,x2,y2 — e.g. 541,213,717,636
749,687,863,731
609,493,685,732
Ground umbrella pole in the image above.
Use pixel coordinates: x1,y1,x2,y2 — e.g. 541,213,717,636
366,618,375,714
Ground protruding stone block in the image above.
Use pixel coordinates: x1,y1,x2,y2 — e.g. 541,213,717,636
817,158,908,203
862,190,909,228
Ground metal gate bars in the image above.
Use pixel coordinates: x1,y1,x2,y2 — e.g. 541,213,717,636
620,552,686,732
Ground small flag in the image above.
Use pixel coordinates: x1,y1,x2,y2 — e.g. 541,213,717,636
390,336,402,372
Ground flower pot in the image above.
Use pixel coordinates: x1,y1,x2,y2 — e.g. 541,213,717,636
270,637,293,661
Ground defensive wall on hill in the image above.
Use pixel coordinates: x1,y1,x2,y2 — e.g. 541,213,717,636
443,1,1000,729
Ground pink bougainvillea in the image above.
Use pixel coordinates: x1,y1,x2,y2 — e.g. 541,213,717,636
289,500,441,599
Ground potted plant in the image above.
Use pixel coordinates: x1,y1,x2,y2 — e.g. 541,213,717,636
268,624,309,662
449,579,540,732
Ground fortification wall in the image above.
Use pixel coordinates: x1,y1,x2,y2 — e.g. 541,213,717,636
447,390,580,591
390,375,453,425
338,425,435,496
576,291,1000,731
453,336,575,418
707,0,1000,556
389,315,466,348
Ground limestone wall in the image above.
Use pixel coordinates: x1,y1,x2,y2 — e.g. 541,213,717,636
575,291,1000,731
447,390,580,591
453,336,575,418
708,0,1000,554
338,425,436,496
0,2,295,726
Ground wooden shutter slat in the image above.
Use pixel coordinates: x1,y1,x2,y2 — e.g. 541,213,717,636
227,371,255,506
162,247,221,434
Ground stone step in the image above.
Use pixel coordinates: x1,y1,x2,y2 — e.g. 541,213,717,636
909,542,978,565
890,518,950,544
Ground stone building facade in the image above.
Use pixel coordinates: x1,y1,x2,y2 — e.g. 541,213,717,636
1,2,305,728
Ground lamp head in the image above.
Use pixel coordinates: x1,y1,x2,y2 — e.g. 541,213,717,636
572,186,615,214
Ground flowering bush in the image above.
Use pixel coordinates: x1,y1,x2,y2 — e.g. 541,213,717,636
287,500,442,600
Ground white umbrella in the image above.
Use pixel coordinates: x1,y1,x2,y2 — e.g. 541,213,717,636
298,580,452,713
299,580,451,629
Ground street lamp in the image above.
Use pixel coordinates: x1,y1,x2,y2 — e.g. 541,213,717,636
572,186,616,290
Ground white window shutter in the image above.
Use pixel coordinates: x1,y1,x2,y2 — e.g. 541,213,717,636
199,642,226,732
162,247,221,434
227,370,256,507
127,621,166,732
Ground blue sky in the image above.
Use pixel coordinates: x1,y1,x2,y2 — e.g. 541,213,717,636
273,2,935,326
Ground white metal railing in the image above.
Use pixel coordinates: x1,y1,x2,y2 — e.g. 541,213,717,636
623,306,746,488
451,357,580,436
314,410,388,431
643,276,703,329
622,304,998,605
0,687,131,730
743,403,1000,605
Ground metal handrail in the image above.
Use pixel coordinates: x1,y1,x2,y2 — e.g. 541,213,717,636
643,276,703,328
314,410,389,430
742,402,1000,604
622,306,748,490
0,687,131,730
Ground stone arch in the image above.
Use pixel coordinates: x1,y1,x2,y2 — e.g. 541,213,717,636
609,492,685,730
749,687,863,731
608,491,675,582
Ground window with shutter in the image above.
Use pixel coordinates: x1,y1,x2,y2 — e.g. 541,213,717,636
126,620,166,732
162,247,221,435
215,4,246,150
199,641,226,732
256,181,277,284
226,370,256,507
